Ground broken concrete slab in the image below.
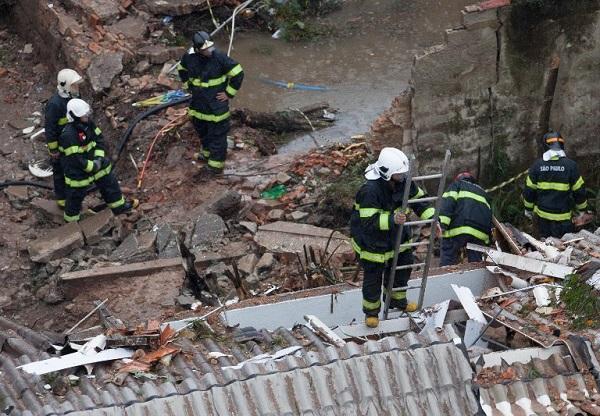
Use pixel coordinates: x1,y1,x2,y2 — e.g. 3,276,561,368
254,221,352,255
79,208,115,245
28,222,85,263
290,211,309,222
256,253,275,273
137,45,186,65
237,254,259,275
77,0,120,23
155,223,178,259
110,231,157,263
192,191,242,220
239,221,258,234
267,209,285,221
87,52,123,92
145,0,209,16
108,16,148,41
190,214,226,250
31,198,64,223
4,186,29,208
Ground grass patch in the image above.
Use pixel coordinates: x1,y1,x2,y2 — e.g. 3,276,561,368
560,274,600,330
250,44,274,56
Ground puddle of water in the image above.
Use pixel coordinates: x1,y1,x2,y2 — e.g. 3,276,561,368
211,0,473,153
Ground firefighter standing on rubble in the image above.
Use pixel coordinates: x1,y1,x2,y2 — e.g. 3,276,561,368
523,132,588,238
45,69,84,208
350,148,436,328
177,31,244,175
438,171,492,266
59,98,135,222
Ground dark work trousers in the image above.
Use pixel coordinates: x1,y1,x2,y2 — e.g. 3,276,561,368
52,158,66,205
192,118,230,169
64,170,124,222
535,217,573,239
361,250,413,316
439,235,485,266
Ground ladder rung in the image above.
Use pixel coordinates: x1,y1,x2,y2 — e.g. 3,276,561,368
407,196,438,204
405,219,435,226
396,262,425,270
413,173,442,181
393,285,422,291
400,241,429,248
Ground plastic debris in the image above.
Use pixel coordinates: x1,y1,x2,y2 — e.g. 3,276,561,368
260,184,287,200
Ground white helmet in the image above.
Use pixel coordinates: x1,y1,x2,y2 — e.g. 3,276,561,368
57,69,83,98
365,147,409,181
66,98,91,122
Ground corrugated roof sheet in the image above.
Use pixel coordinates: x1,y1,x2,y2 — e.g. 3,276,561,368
0,318,482,416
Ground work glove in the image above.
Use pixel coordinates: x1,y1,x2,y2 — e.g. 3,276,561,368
92,159,103,172
524,210,532,220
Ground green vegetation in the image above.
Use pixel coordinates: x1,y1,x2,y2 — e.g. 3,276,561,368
559,274,600,330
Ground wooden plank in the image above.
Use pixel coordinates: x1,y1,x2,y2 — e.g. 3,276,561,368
492,216,521,255
61,242,249,281
467,243,574,279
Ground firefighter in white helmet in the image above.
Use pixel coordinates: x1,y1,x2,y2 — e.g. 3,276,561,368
44,69,84,208
350,148,436,328
59,98,136,222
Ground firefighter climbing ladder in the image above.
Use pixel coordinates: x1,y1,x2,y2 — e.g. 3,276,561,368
382,149,452,320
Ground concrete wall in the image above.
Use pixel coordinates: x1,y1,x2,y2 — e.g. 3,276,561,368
371,2,600,185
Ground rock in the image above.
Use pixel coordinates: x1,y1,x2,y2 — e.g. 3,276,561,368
146,0,210,15
256,253,275,273
90,237,117,257
79,208,115,245
134,60,151,74
193,191,242,220
189,214,227,249
109,16,148,40
4,186,29,209
68,248,87,262
317,167,331,175
22,44,33,55
78,0,120,23
239,221,258,234
251,199,285,217
87,52,124,92
137,45,185,65
137,231,157,252
245,273,259,285
28,223,85,263
156,223,179,258
237,253,259,275
267,209,285,221
217,276,232,290
290,211,309,222
37,282,64,305
176,294,196,308
276,172,292,184
110,232,157,262
31,198,64,223
166,146,186,167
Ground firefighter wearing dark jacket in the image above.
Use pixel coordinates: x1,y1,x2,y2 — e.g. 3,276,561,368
177,31,244,173
59,99,134,222
523,132,588,238
438,172,492,266
350,148,435,328
45,69,83,208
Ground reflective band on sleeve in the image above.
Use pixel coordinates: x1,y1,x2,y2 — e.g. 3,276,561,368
64,212,80,222
420,207,435,220
202,149,210,157
225,85,238,97
412,187,426,199
358,207,382,218
84,160,95,173
536,181,570,191
58,117,69,126
177,63,187,71
443,226,490,244
443,190,490,208
94,127,102,135
362,298,381,311
56,200,66,207
533,206,571,222
379,213,390,231
439,215,451,226
94,149,105,158
61,141,97,155
93,164,112,180
523,199,534,209
572,176,585,191
351,238,394,263
47,141,59,150
227,64,243,77
108,196,125,209
189,75,227,88
526,176,537,190
208,159,225,169
188,108,231,122
576,201,588,210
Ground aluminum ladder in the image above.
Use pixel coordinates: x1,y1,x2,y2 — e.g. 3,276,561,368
382,149,452,319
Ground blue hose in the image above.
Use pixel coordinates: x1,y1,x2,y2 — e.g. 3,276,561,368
259,78,329,91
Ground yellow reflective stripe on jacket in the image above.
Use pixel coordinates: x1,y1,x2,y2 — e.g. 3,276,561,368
379,213,390,231
94,164,112,180
188,108,230,122
65,176,93,188
208,159,225,169
443,190,490,209
523,199,534,209
58,117,69,126
227,64,243,77
390,290,406,300
108,196,125,209
536,181,570,191
526,176,537,189
177,63,186,71
189,75,227,88
439,215,451,226
225,84,238,97
420,207,435,220
351,238,394,263
576,201,588,210
64,212,80,222
533,206,571,221
572,176,584,191
94,149,105,158
412,187,426,199
94,127,102,135
47,141,59,150
60,141,97,155
362,298,381,311
443,226,490,244
84,160,94,173
357,207,382,218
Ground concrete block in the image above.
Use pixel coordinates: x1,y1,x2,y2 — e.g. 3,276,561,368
79,208,115,245
190,214,226,250
137,45,186,65
237,254,259,275
461,8,499,30
28,222,85,263
31,198,64,223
